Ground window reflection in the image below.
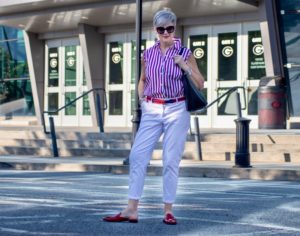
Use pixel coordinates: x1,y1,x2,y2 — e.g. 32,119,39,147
217,88,237,115
0,26,34,117
247,87,258,115
109,91,123,115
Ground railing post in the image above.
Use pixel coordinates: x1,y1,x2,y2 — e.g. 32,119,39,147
194,117,203,161
41,112,49,134
49,116,59,157
236,92,242,118
96,92,104,133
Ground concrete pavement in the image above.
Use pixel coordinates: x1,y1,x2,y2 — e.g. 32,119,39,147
1,171,300,235
1,155,300,181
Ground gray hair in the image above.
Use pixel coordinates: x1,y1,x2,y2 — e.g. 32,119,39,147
153,9,177,27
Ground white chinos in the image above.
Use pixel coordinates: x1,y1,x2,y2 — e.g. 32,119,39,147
128,100,190,203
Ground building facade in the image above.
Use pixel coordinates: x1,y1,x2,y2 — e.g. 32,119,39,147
0,0,298,129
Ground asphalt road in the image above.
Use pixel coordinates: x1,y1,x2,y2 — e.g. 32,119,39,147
0,171,300,236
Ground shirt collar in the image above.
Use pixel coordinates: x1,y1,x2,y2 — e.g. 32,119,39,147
154,38,182,50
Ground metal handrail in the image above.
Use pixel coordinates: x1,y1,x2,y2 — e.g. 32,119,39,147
42,88,107,157
192,86,246,161
195,86,246,114
44,88,107,115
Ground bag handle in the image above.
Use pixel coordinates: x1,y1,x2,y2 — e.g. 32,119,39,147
178,47,187,76
178,47,185,57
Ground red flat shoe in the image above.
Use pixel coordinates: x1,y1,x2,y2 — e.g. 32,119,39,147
103,213,138,223
163,213,177,225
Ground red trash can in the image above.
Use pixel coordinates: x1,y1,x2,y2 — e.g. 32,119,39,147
258,86,286,129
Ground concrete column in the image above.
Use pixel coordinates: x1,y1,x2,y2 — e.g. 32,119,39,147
78,23,105,127
23,31,45,125
259,0,284,77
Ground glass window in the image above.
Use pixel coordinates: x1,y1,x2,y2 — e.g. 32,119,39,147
279,0,300,10
247,87,258,115
48,93,58,115
48,47,59,87
109,90,123,115
130,89,135,115
281,14,300,65
217,88,237,115
218,32,237,81
277,0,300,115
131,40,146,84
82,94,90,115
190,88,208,116
0,26,34,117
65,45,77,86
0,79,35,116
0,26,29,79
248,31,266,80
109,42,123,84
189,35,208,80
65,92,76,115
82,69,87,86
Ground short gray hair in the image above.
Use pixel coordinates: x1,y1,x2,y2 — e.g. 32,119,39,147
153,9,177,27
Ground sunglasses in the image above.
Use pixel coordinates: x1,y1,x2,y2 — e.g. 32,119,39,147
156,26,175,34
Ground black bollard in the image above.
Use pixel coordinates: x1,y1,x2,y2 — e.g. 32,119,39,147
234,117,251,168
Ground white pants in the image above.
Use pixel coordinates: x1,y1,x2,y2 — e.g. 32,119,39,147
128,100,190,203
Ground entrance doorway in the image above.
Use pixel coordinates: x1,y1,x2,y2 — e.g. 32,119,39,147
185,22,265,128
44,38,91,127
105,32,155,127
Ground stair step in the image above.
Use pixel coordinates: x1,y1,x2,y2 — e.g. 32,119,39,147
0,146,130,157
1,127,300,163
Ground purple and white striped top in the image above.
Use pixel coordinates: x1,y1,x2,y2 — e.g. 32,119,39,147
143,38,191,98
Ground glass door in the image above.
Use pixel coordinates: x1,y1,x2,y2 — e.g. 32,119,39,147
243,22,266,128
105,34,126,127
185,26,211,128
45,38,91,127
105,32,154,128
212,24,242,128
185,23,264,128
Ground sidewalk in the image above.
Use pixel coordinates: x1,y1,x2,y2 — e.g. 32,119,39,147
1,155,300,182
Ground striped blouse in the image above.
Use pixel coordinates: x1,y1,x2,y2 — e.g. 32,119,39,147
143,38,191,98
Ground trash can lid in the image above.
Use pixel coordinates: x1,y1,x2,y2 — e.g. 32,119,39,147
259,75,282,87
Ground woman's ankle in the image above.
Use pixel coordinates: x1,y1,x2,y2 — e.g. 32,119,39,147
164,203,173,215
121,208,138,217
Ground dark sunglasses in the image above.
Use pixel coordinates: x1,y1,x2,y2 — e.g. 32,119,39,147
156,26,175,34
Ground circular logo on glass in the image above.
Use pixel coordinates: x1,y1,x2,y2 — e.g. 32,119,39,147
193,48,205,59
222,46,234,57
253,44,264,56
50,58,58,68
67,57,75,67
112,53,121,64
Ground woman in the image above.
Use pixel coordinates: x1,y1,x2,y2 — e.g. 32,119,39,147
103,8,204,225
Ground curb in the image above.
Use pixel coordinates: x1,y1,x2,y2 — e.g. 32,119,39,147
2,162,300,182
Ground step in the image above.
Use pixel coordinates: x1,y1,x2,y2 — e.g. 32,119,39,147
0,146,130,157
1,129,300,144
0,139,132,149
2,144,300,164
153,150,300,163
2,138,300,154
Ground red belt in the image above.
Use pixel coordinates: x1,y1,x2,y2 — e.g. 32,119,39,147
145,96,185,104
